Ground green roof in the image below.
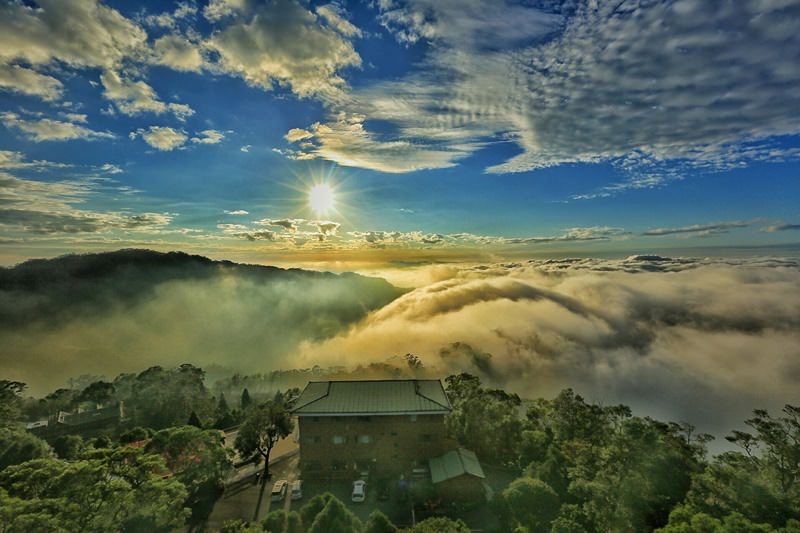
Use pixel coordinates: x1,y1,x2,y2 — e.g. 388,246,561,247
291,379,451,416
429,448,486,484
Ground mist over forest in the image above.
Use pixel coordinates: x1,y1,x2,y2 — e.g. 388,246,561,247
0,250,403,393
2,250,799,443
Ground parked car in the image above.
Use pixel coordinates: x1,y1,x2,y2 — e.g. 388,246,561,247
271,480,288,502
290,480,303,500
351,480,366,502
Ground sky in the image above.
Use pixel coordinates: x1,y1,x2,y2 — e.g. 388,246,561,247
1,0,800,268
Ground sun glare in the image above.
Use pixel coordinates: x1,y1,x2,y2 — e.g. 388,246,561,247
309,183,335,215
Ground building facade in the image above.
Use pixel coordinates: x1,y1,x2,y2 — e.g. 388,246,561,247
292,379,453,479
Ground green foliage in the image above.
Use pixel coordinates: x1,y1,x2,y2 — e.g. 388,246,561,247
52,434,84,460
120,426,150,443
444,373,524,464
300,492,335,527
220,519,265,532
0,447,189,531
234,401,293,479
407,516,471,532
0,427,51,470
307,494,362,533
241,388,252,410
145,426,232,499
187,410,203,428
0,380,26,427
497,477,560,532
118,364,215,429
261,509,302,532
363,510,397,533
77,381,115,406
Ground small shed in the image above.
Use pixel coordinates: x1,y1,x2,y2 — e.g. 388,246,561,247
428,447,487,502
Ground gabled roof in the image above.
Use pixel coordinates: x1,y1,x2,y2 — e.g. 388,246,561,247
291,379,452,416
429,448,486,484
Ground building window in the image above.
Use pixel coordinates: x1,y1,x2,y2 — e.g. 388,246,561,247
332,460,346,471
357,416,371,422
358,435,372,444
332,435,346,445
305,460,321,471
409,415,418,422
420,434,432,442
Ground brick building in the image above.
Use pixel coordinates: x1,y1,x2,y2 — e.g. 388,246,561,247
292,379,453,479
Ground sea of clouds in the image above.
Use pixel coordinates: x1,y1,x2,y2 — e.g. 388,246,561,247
298,256,800,440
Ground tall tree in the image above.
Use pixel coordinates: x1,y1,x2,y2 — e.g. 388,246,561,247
241,388,252,411
234,401,293,482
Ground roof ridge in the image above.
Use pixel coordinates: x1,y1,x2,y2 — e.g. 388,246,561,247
292,381,331,411
413,379,453,411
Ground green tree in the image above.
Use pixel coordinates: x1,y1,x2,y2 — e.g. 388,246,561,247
307,495,362,533
52,434,84,460
145,425,232,523
77,381,115,406
499,477,560,532
0,447,189,531
0,380,26,427
0,427,51,469
263,509,288,532
120,426,150,444
220,519,264,532
364,510,397,533
300,492,335,527
241,388,252,410
234,401,293,482
407,517,470,532
188,410,203,428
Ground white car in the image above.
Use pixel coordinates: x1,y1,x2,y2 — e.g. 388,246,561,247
351,480,366,502
270,480,288,502
290,479,303,500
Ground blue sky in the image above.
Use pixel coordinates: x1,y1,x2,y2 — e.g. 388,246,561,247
1,0,799,267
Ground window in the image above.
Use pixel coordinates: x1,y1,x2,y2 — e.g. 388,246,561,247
332,460,346,471
358,435,372,444
332,435,346,445
304,460,321,471
357,416,372,422
420,434,432,442
409,415,418,422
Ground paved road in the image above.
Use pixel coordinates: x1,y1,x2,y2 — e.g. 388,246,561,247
204,433,300,531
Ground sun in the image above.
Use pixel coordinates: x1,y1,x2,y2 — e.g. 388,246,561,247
309,183,335,215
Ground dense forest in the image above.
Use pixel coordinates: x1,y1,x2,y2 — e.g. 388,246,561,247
1,367,798,532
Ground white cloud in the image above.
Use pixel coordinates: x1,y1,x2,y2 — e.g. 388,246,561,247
316,3,362,38
240,145,251,152
0,0,147,70
130,126,188,151
283,113,475,173
1,112,115,142
0,64,63,101
206,0,361,98
643,221,752,237
288,0,800,178
144,2,197,29
152,34,204,72
224,209,249,215
191,129,225,144
295,257,800,436
100,70,194,120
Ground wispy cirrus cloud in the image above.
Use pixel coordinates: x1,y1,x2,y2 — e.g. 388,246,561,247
1,112,115,142
642,221,752,237
283,0,800,184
